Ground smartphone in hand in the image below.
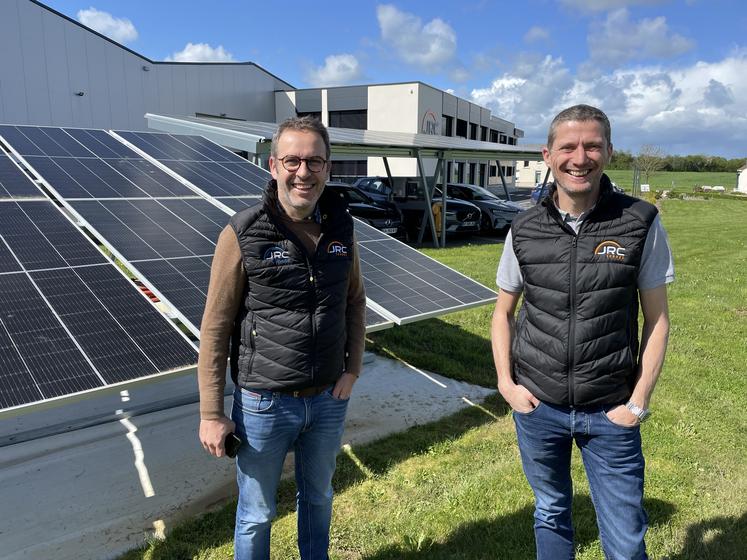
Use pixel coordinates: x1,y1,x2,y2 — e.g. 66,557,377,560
224,432,242,458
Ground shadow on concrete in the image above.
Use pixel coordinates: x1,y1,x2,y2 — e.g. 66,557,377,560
362,497,676,560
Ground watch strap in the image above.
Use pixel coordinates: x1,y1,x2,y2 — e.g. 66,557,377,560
626,401,650,422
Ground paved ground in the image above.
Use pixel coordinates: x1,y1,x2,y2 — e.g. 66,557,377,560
0,353,495,560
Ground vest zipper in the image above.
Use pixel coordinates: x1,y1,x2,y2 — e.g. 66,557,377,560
568,234,578,405
308,258,317,385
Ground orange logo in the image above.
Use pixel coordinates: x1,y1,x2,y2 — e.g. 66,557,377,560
594,241,626,260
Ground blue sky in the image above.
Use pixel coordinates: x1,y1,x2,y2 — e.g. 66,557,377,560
43,0,746,157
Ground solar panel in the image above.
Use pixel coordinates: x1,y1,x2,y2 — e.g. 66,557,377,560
113,130,266,197
0,125,195,199
353,219,496,324
0,200,198,413
0,153,42,198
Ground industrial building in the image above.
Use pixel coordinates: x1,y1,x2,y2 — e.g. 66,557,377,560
1,0,529,189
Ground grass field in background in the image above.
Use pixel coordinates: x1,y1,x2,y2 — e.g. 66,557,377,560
605,170,738,193
121,198,747,560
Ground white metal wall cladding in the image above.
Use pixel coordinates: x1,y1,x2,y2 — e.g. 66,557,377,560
0,0,286,131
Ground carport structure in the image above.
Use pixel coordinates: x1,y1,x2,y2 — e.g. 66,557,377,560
145,113,543,247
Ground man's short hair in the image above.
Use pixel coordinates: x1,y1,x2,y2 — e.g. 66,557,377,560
547,104,611,149
271,116,331,160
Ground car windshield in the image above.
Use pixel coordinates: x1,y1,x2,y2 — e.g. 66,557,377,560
448,184,501,201
343,188,372,204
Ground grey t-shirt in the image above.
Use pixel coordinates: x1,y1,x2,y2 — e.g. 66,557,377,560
496,213,675,292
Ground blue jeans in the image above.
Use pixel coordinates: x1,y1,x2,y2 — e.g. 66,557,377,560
231,386,349,560
513,401,648,560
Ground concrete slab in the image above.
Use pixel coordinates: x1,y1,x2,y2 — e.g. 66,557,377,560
0,353,494,560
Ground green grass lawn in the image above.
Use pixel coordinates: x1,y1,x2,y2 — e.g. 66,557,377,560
606,170,738,193
121,198,747,560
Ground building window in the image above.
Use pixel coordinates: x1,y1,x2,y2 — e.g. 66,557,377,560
524,160,530,167
297,111,322,120
479,163,486,185
442,115,453,136
330,160,367,181
508,137,516,145
456,119,468,138
329,109,367,130
501,165,514,177
499,134,507,144
469,123,478,140
468,162,477,183
457,161,465,182
490,129,498,143
480,126,488,142
489,165,497,177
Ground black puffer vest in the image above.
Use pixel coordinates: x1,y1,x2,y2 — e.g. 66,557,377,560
511,176,658,406
229,181,354,390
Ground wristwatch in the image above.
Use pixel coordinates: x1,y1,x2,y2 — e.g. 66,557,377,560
625,401,651,422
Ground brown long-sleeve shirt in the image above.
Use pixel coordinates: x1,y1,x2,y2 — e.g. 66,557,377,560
198,214,367,420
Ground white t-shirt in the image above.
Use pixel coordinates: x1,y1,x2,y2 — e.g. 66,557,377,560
496,213,675,293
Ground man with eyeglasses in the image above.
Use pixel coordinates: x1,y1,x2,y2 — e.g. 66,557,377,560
492,105,673,559
198,116,366,559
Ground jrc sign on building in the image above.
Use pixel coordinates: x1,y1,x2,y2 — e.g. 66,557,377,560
421,110,439,135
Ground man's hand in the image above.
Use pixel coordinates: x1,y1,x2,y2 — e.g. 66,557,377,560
332,372,358,400
605,404,640,427
199,416,235,457
499,380,540,414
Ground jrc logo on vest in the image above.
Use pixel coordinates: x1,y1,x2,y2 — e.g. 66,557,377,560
327,241,348,257
594,240,626,260
263,246,291,265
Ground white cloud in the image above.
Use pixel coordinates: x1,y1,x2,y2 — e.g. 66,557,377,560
470,50,747,156
524,26,549,43
588,9,694,65
559,0,665,12
306,54,362,87
376,4,456,69
77,7,137,44
165,43,234,62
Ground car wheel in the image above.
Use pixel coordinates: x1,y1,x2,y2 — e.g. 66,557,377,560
480,213,492,233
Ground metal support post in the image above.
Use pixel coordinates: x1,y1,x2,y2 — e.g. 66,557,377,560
415,151,440,248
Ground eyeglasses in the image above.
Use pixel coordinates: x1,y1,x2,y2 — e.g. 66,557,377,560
278,156,327,173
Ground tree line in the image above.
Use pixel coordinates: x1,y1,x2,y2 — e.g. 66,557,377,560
608,149,745,173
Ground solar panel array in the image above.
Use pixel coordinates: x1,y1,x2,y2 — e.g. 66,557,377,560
0,199,197,411
111,130,495,323
0,125,498,413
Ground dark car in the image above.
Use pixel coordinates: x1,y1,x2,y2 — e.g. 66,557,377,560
446,183,524,232
325,182,406,239
351,176,393,205
392,179,481,238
